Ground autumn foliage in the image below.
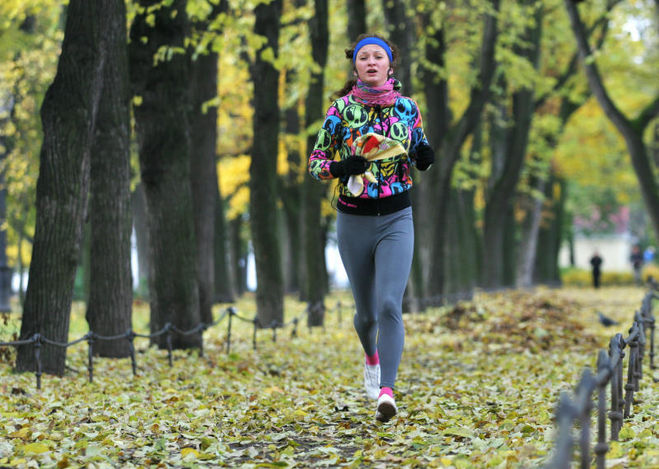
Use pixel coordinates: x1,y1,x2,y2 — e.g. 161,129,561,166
1,287,657,467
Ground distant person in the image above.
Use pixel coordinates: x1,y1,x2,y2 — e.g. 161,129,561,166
630,245,643,285
643,246,655,264
589,251,603,289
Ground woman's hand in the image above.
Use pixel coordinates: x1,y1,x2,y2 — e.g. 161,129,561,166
415,144,435,171
330,156,370,178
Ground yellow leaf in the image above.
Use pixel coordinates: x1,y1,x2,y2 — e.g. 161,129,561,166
618,426,635,441
9,427,30,440
181,447,199,458
442,427,473,438
22,442,49,454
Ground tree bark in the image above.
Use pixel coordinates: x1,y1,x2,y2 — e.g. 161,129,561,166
516,176,546,289
383,0,421,311
382,0,414,96
229,215,247,296
421,0,500,304
280,0,305,295
303,0,329,327
0,97,13,312
86,0,133,357
534,173,564,286
189,49,219,324
214,186,235,302
565,0,659,241
16,0,111,375
347,0,367,43
482,0,542,290
249,0,284,328
129,0,201,349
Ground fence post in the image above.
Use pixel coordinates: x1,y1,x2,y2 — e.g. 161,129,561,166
645,300,655,369
623,325,639,419
226,308,234,354
291,318,298,338
33,333,42,390
252,316,258,351
634,313,645,390
127,329,137,376
577,370,594,469
609,334,624,440
165,323,173,367
199,323,206,358
87,332,95,383
645,295,655,369
546,392,576,468
594,350,609,469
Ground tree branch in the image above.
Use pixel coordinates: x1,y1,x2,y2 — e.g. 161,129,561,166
563,0,630,134
634,95,659,131
450,0,500,156
535,0,621,109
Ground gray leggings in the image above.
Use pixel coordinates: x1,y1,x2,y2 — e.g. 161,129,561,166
336,207,414,389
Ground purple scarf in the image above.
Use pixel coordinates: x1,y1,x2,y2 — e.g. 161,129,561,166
350,78,402,106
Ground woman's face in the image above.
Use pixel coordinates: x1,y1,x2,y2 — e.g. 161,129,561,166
354,44,391,87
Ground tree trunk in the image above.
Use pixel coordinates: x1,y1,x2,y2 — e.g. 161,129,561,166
280,83,302,295
129,0,201,349
382,0,414,96
383,0,421,311
535,173,564,286
565,0,659,241
653,122,659,168
189,50,219,324
482,0,542,290
214,186,235,302
249,0,284,328
229,215,247,296
444,189,477,302
516,176,546,289
347,0,366,43
422,0,500,304
303,0,329,327
86,0,133,357
16,0,111,375
0,98,12,312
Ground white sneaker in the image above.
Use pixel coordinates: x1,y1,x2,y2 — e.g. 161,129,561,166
364,363,380,400
375,393,397,422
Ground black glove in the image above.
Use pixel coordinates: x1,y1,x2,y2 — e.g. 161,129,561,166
330,156,369,178
415,144,435,171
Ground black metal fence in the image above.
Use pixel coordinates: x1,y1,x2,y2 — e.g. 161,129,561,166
0,301,352,390
544,286,657,469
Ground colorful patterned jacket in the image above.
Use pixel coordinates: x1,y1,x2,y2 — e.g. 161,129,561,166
308,94,430,199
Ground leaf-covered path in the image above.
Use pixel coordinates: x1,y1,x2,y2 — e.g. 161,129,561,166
1,287,657,468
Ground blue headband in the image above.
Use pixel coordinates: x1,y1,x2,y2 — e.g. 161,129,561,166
352,37,393,64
